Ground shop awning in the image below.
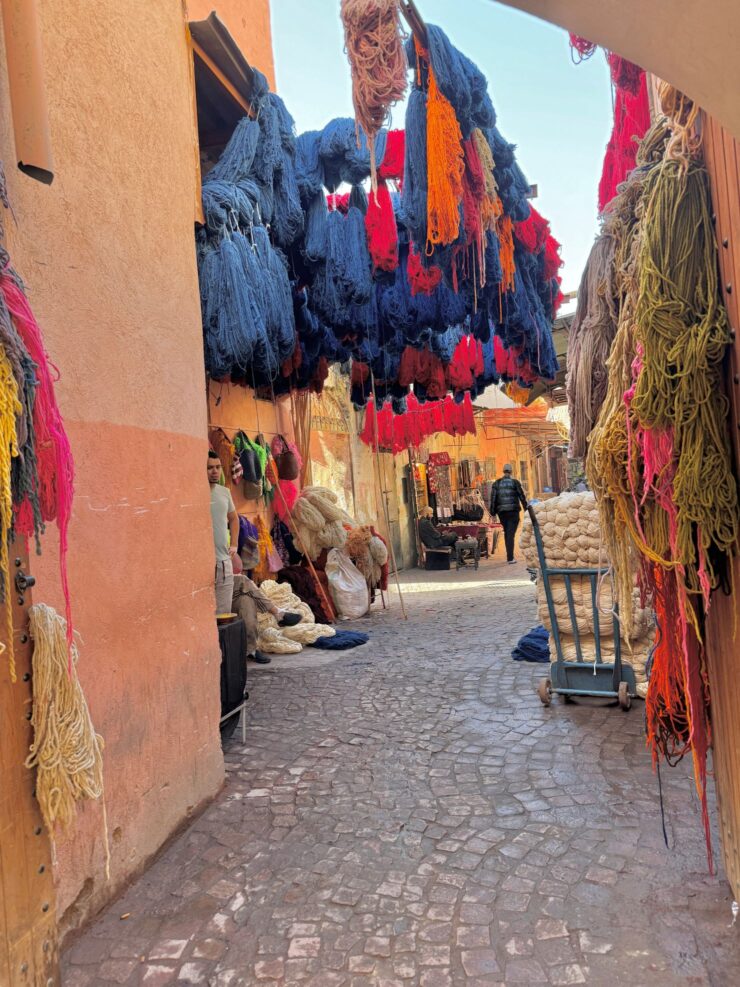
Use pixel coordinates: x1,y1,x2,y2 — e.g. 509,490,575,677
480,406,567,443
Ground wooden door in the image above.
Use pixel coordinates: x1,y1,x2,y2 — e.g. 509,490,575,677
701,114,740,899
0,544,59,986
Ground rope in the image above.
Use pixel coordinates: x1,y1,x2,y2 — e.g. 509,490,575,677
25,603,109,878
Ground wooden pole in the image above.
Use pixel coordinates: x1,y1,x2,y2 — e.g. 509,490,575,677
370,374,408,620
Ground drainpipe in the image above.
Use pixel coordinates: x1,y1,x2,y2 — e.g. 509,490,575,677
1,0,54,184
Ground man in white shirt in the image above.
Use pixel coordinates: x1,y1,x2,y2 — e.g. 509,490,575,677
207,451,302,663
209,450,240,613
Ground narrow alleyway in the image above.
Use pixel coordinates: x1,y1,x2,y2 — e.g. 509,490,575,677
63,560,740,987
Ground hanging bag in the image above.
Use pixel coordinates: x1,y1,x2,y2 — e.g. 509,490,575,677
271,434,300,481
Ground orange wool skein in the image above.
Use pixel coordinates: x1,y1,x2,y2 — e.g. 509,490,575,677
497,212,516,293
425,65,465,250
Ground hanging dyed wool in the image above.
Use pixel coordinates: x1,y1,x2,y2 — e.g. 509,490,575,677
25,604,106,858
568,33,597,61
378,128,405,180
631,157,737,598
400,88,429,246
365,180,399,272
340,0,408,188
2,271,76,658
566,232,619,458
497,214,516,294
425,59,465,250
471,128,501,232
598,69,651,212
0,343,20,677
586,128,665,634
407,243,442,295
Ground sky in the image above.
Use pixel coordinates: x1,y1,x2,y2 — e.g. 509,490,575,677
271,0,614,299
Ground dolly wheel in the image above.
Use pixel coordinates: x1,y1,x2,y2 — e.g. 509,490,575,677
538,678,552,707
618,681,632,711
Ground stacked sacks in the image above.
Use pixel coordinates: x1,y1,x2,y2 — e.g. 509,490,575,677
520,492,653,697
255,580,336,654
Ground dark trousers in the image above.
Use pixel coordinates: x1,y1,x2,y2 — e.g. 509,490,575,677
439,533,458,548
498,511,521,562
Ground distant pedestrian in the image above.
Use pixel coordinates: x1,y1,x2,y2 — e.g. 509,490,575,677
490,464,528,564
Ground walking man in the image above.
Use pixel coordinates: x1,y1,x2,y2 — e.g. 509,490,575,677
490,464,528,564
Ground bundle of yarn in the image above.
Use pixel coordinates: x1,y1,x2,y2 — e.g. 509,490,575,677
25,604,108,873
291,485,352,560
255,579,335,653
520,493,652,696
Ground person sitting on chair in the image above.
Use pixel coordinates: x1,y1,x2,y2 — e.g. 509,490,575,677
418,506,458,550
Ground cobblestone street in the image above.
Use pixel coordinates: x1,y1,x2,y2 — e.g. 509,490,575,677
62,559,740,986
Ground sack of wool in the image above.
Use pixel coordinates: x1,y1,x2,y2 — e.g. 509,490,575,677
325,548,369,619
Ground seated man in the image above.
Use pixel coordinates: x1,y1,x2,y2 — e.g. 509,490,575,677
418,506,458,550
231,573,302,665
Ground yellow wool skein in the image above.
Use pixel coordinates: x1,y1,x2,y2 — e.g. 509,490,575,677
0,345,21,680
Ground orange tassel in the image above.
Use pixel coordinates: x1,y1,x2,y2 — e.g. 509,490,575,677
426,64,464,250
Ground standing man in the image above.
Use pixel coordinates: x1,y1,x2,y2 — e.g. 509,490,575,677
491,464,528,565
208,450,301,664
209,450,239,613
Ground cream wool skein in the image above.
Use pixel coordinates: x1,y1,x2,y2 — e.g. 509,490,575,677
25,603,109,873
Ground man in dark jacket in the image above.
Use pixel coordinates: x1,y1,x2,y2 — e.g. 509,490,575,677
491,464,528,564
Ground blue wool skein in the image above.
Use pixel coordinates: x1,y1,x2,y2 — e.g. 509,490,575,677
203,118,260,185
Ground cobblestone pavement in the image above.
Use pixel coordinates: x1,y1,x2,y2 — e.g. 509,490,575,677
63,559,740,986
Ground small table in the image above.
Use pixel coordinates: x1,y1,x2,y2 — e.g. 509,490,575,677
455,537,480,570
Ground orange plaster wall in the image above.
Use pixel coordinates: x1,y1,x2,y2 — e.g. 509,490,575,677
188,0,276,87
0,0,262,932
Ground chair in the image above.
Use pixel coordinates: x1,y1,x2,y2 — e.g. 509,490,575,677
417,522,452,570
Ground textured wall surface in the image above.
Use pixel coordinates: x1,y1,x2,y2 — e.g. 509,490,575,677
0,0,279,937
503,0,740,139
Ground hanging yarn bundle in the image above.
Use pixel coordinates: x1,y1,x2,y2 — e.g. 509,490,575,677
566,232,619,458
568,33,597,61
0,342,20,678
585,101,737,867
25,604,107,863
598,70,651,212
340,0,408,188
0,244,76,668
425,56,465,250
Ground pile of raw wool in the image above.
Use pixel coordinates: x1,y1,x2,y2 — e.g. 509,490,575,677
291,486,353,560
346,525,388,591
520,492,653,697
256,580,336,654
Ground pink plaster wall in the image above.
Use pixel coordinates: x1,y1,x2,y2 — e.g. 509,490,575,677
0,0,275,935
